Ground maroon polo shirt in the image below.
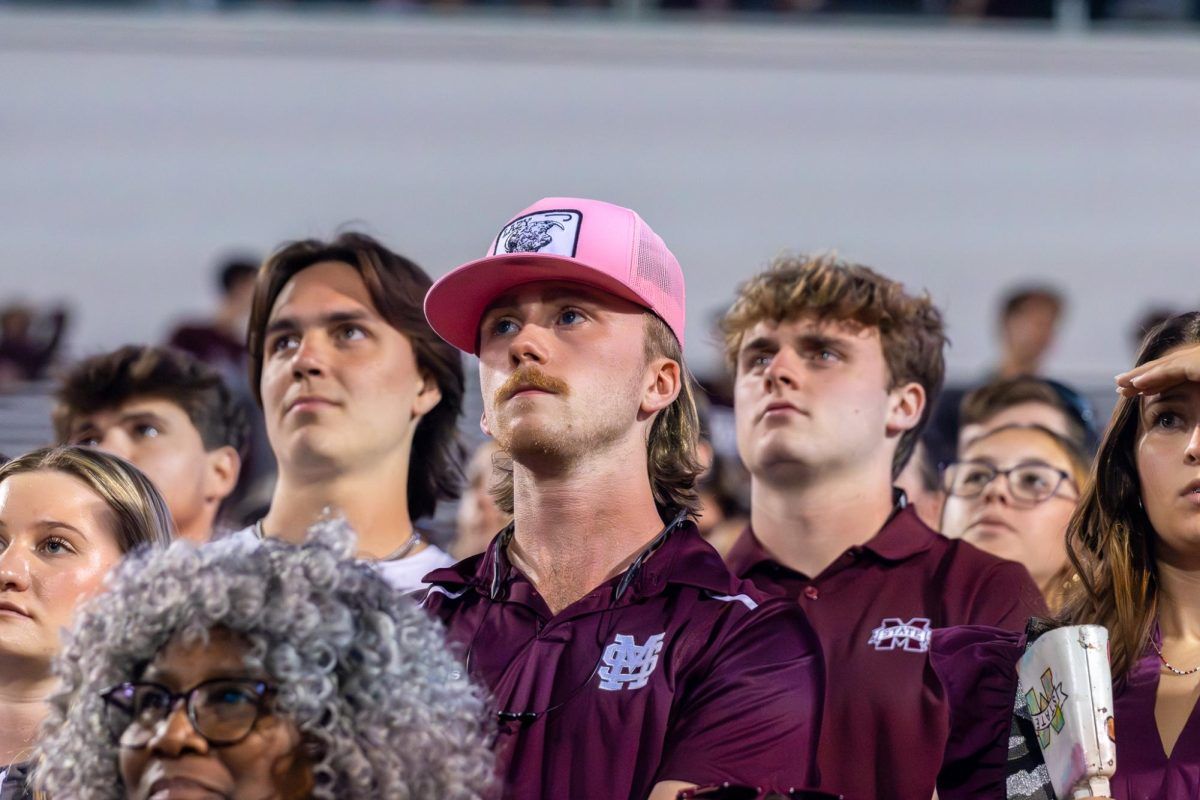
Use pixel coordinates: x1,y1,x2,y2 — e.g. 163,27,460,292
423,521,825,800
725,502,1047,800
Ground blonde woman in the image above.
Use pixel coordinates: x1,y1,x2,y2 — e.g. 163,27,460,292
0,447,173,799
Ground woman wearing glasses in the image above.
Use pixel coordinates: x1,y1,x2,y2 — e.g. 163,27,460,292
34,518,494,800
0,447,173,800
940,423,1088,610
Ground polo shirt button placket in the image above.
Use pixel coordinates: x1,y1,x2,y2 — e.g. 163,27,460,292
803,585,819,601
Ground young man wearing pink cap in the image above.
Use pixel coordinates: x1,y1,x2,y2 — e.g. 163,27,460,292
423,198,826,800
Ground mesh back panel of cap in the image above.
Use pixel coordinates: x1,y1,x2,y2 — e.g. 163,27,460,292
635,223,674,299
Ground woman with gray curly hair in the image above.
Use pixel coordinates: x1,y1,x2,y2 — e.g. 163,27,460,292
34,519,495,800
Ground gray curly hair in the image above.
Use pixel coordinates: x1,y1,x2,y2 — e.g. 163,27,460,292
35,519,496,799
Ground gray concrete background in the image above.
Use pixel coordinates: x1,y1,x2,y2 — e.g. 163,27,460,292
2,8,1198,386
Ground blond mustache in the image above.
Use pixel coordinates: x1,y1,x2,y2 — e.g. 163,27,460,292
495,367,570,405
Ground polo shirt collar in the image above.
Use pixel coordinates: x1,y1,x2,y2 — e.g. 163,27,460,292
425,518,734,602
727,489,936,575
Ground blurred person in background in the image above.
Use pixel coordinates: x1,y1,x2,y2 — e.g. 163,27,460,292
894,439,945,530
168,255,258,372
957,374,1098,456
924,285,1066,466
35,519,495,800
0,447,173,800
1131,306,1176,355
722,254,1046,800
940,423,1087,610
423,197,824,799
453,439,510,560
0,303,68,388
242,233,463,592
52,346,246,544
994,284,1063,380
169,254,275,523
695,438,749,556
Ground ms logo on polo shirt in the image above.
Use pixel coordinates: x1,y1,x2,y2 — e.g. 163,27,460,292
597,632,666,691
867,617,932,653
496,210,582,256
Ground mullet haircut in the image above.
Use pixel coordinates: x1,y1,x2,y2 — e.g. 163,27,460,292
246,232,465,520
721,253,946,478
53,345,247,456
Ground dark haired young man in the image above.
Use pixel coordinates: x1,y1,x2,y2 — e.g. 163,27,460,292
241,233,464,591
722,255,1047,800
422,198,824,800
53,345,246,543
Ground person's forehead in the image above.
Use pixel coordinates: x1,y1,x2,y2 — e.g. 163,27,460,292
144,629,252,685
963,426,1069,468
74,397,191,430
269,260,382,321
979,402,1070,438
0,469,106,524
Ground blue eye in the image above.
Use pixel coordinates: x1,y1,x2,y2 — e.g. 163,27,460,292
270,334,299,354
41,537,72,556
337,325,366,342
492,318,518,336
558,309,584,325
133,424,160,439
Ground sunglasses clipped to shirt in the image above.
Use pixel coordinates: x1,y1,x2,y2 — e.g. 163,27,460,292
677,783,843,800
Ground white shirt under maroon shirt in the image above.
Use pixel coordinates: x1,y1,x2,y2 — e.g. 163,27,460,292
228,524,455,594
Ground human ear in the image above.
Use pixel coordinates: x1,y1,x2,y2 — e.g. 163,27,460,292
640,358,682,418
204,446,241,504
411,372,443,419
885,381,925,436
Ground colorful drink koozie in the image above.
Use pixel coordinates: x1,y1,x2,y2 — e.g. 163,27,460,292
1018,624,1117,799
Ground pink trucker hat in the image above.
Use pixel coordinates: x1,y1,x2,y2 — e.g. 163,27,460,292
424,197,686,354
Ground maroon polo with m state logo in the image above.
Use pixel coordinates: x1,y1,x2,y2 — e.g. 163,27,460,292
725,502,1047,800
423,521,825,800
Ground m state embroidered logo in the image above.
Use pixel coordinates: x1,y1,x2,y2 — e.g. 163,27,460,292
1024,668,1069,750
867,617,932,653
493,210,582,258
597,632,666,691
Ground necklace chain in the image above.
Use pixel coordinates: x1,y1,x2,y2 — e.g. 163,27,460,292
252,520,421,562
1152,639,1200,677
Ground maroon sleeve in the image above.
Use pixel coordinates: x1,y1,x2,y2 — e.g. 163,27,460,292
967,559,1048,631
654,599,824,791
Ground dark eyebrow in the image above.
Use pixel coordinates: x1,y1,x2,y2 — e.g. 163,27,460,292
794,333,851,352
117,410,169,425
266,310,372,336
739,336,778,356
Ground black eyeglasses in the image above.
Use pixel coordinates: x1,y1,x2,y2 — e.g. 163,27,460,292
101,678,274,748
941,460,1076,506
676,783,843,799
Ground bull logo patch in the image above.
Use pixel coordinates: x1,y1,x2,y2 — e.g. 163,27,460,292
867,617,932,652
493,210,582,258
1025,667,1069,749
597,632,665,691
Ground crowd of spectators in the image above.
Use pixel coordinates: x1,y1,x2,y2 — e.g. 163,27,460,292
1,197,1198,799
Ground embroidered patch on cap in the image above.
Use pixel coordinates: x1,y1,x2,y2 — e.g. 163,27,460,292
493,210,582,257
